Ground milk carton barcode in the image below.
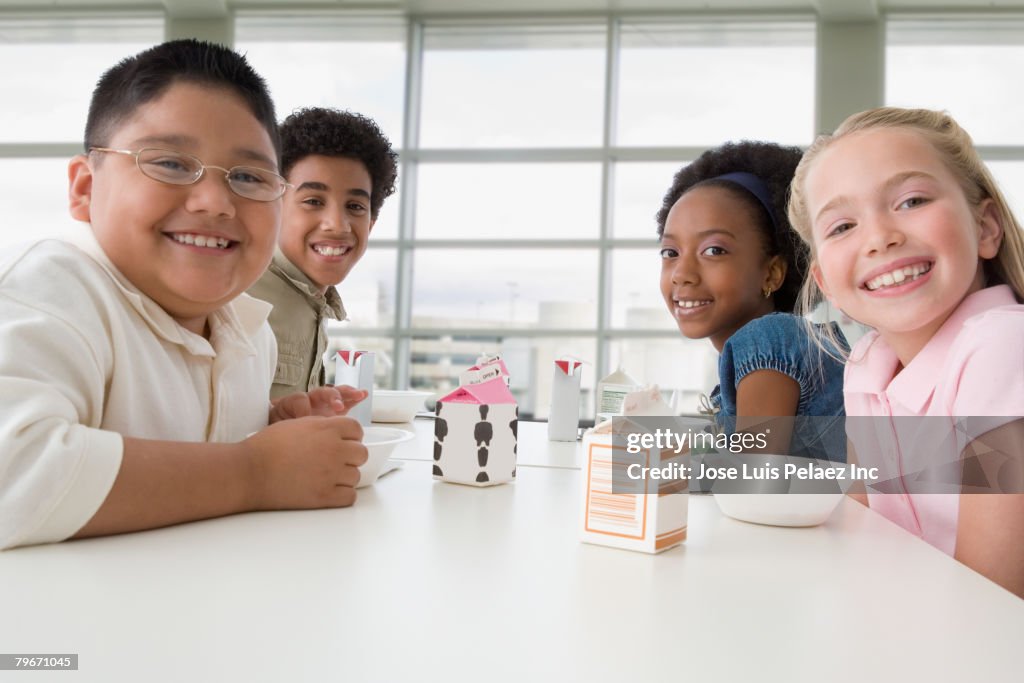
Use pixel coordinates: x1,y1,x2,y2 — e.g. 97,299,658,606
584,445,646,538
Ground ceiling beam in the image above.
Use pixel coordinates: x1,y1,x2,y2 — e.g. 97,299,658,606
161,0,229,18
815,0,879,20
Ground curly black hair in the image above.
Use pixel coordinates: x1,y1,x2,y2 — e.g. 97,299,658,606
655,141,807,313
280,107,398,220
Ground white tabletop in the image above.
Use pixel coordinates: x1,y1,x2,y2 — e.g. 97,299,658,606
1,422,1022,682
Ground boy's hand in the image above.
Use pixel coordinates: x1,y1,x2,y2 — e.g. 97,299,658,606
269,385,368,423
244,415,368,510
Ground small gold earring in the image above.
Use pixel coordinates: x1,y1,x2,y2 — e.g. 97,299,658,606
763,286,773,299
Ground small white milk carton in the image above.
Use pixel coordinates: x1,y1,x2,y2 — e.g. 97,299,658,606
595,366,640,419
335,350,374,426
579,418,688,554
548,358,582,442
434,370,518,487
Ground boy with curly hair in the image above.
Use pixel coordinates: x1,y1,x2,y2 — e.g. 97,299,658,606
249,108,398,399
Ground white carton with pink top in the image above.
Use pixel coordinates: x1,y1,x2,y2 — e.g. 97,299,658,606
433,359,518,486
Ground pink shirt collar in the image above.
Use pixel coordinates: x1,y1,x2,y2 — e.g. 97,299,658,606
845,285,1018,412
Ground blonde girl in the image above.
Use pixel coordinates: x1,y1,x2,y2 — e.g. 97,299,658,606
789,107,1024,597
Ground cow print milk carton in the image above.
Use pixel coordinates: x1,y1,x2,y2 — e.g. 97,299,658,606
433,363,518,486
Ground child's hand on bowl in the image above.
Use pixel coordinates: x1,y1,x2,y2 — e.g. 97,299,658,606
269,385,368,423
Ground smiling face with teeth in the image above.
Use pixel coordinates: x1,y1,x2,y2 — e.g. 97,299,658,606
659,185,785,351
806,127,1004,363
278,155,374,293
67,82,281,336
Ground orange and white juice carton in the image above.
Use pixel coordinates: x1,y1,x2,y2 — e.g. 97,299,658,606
579,415,688,554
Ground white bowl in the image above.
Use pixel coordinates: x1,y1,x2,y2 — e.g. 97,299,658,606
359,426,415,487
707,452,850,527
713,493,845,527
371,390,434,423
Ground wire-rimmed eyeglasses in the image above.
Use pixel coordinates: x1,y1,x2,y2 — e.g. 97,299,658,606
89,147,288,202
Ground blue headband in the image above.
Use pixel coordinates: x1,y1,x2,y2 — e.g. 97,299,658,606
709,172,777,231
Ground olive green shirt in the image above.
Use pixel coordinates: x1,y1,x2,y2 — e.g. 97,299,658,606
247,249,346,401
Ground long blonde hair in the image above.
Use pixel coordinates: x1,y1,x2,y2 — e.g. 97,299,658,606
788,107,1024,356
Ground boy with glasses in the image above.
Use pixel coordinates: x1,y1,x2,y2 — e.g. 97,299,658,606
0,40,368,550
248,108,398,399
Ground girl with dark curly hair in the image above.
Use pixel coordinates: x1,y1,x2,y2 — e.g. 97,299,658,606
656,141,846,461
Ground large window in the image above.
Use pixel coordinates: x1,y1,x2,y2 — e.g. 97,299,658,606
414,162,603,240
236,12,816,419
15,9,1024,421
236,13,406,240
616,19,815,147
419,22,607,148
0,15,163,249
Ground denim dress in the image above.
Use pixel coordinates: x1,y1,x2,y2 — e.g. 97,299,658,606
710,313,848,462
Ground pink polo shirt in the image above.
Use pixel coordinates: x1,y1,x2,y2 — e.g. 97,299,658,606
844,285,1024,556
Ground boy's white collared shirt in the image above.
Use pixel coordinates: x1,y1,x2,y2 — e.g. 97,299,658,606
0,231,276,549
